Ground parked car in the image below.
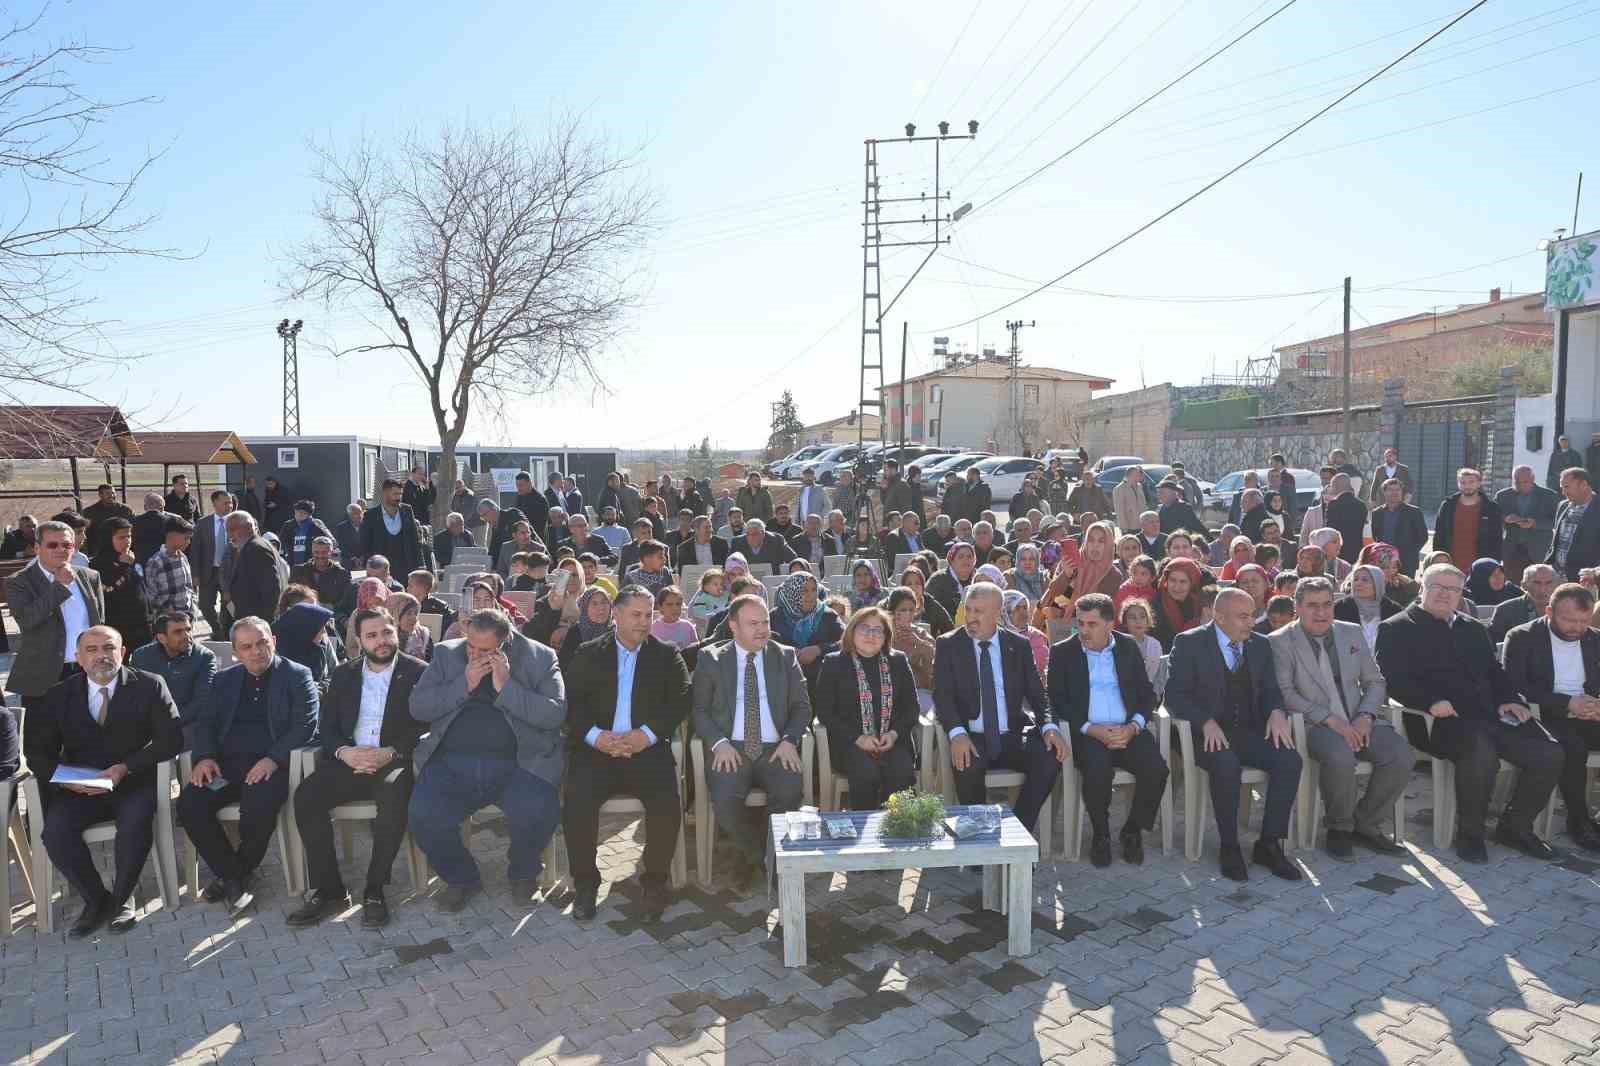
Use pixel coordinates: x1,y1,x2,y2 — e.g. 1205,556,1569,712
1040,448,1085,478
1091,464,1214,508
810,443,867,485
768,444,830,479
1204,468,1321,517
919,451,993,479
1088,455,1145,476
971,456,1045,503
865,444,956,478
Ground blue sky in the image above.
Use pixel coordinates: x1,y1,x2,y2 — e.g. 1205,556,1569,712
11,0,1594,452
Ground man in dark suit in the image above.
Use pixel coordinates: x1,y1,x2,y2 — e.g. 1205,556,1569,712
189,490,234,631
27,626,182,935
1548,435,1583,491
223,512,285,627
1547,466,1600,582
1501,582,1600,854
132,493,176,565
1135,512,1167,562
402,465,437,527
692,594,812,891
1168,587,1302,882
3,520,105,712
675,516,731,569
1049,594,1166,867
1366,447,1413,506
1157,481,1205,537
164,474,200,523
1368,478,1429,577
334,502,365,565
433,511,477,567
789,514,841,575
1322,474,1368,566
288,536,351,612
81,483,134,554
883,511,925,565
563,513,616,566
1376,562,1563,863
1490,564,1557,643
962,467,993,524
287,608,428,928
735,519,797,571
562,586,690,921
1432,467,1502,571
177,617,319,914
1497,464,1560,583
664,509,696,555
512,471,549,542
360,479,425,577
934,582,1069,840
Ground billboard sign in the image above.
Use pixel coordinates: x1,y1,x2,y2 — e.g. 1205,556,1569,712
1547,230,1600,310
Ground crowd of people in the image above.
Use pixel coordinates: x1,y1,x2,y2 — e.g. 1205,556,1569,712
4,447,1600,939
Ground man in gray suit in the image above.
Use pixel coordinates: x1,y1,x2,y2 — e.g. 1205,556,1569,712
1270,577,1411,859
793,467,830,523
692,593,811,891
3,519,105,711
188,489,234,632
406,608,566,912
1496,464,1559,583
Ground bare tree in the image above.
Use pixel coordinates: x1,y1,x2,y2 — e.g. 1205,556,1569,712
0,7,171,407
286,118,656,490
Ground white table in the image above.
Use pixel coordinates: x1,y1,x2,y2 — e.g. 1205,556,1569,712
770,807,1038,967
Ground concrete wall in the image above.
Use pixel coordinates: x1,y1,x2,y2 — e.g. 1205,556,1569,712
1515,392,1556,480
1166,420,1383,483
1075,384,1172,464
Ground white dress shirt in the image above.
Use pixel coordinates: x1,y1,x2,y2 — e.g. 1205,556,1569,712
87,676,118,726
585,639,659,748
59,574,91,664
949,631,1058,738
716,644,778,750
1551,630,1587,698
355,659,396,746
1082,641,1143,732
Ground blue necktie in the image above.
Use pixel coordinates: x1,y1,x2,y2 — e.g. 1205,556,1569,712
979,639,1001,741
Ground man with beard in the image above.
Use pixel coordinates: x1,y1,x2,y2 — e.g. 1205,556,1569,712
287,608,429,928
1432,468,1502,573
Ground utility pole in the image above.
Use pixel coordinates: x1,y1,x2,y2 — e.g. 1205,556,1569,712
898,321,908,454
1005,319,1034,455
277,318,304,436
856,119,976,532
1341,277,1352,454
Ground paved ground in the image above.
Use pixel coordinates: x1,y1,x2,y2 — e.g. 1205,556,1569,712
5,751,1600,1066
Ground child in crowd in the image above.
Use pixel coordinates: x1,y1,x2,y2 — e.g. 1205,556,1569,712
687,568,728,620
1118,598,1165,698
1114,555,1157,615
1115,533,1142,575
1198,584,1219,626
650,585,697,649
1264,594,1297,633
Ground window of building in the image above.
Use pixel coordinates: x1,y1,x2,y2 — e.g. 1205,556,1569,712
928,419,940,438
1023,384,1040,403
1527,425,1543,453
930,385,943,403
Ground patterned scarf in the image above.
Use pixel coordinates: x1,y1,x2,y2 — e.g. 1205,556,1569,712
575,587,615,641
777,572,827,644
852,653,894,736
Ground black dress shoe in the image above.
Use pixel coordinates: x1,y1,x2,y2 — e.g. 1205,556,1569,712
285,890,347,928
1567,824,1600,854
1455,835,1489,864
108,900,139,934
732,856,766,894
224,880,255,917
200,878,226,903
433,884,479,913
1352,829,1407,856
1492,826,1563,861
1088,834,1112,868
1219,844,1248,882
69,897,111,939
1120,830,1144,866
571,884,598,922
1324,828,1355,859
1252,839,1303,881
637,878,671,922
506,878,540,905
361,891,390,929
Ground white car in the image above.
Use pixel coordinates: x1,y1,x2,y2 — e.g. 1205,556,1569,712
810,443,868,485
770,444,830,479
971,456,1045,503
919,451,993,480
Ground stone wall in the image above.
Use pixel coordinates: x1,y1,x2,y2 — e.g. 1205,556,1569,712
1166,412,1382,481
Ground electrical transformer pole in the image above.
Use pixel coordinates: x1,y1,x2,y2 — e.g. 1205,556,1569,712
277,318,304,436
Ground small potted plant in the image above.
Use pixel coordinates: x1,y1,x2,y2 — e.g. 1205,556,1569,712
880,788,947,840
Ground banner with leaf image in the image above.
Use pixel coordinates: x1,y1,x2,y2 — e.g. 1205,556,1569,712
1547,231,1600,310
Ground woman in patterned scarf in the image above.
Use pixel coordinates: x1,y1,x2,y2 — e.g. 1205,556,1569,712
558,586,614,670
847,559,885,611
771,571,844,691
814,605,918,809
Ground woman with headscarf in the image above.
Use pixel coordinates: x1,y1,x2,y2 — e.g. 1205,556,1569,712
770,571,844,691
559,586,615,670
924,514,953,558
1333,563,1401,650
1232,563,1271,617
1307,528,1353,584
1005,542,1046,602
814,605,919,810
345,576,391,657
896,566,953,637
90,518,150,650
274,584,338,690
1218,536,1257,581
1035,520,1122,626
1152,557,1205,652
386,590,433,661
1295,544,1328,580
847,559,885,611
1359,542,1418,606
1465,557,1523,608
1263,490,1289,537
1001,588,1050,680
723,552,751,584
925,541,976,619
886,586,936,698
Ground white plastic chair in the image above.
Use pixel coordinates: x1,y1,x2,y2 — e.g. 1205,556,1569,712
22,761,181,933
1,771,36,936
746,563,773,579
178,752,300,897
1400,703,1543,849
203,641,237,669
287,749,429,894
1541,749,1600,841
815,714,940,811
1057,707,1173,860
1293,706,1408,850
418,612,444,643
894,553,918,573
689,734,815,887
933,727,1057,860
545,740,690,890
1174,716,1301,861
822,555,848,577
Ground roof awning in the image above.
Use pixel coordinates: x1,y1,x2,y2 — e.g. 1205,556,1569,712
0,406,141,460
131,431,258,466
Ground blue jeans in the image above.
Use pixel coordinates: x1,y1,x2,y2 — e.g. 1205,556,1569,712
407,755,561,887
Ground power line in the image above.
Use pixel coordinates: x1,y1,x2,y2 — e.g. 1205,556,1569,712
917,0,985,119
967,1,1091,124
945,0,1035,117
929,0,1493,333
970,0,1299,214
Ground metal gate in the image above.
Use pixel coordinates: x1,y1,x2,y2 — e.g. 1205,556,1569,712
1396,402,1493,521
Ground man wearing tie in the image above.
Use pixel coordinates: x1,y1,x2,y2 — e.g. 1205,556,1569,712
1169,587,1303,882
934,582,1069,840
692,594,812,891
563,586,691,921
189,490,233,632
26,626,182,936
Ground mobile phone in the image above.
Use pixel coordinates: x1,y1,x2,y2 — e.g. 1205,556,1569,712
548,569,571,595
206,776,230,792
1058,538,1081,567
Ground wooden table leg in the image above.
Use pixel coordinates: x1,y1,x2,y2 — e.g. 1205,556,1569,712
981,863,1001,911
1007,860,1032,957
779,870,807,967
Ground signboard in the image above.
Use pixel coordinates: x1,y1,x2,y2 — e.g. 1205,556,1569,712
277,447,300,469
1547,230,1600,310
490,467,522,493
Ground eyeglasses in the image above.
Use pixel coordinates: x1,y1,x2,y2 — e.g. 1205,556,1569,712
1428,584,1464,595
856,625,887,638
